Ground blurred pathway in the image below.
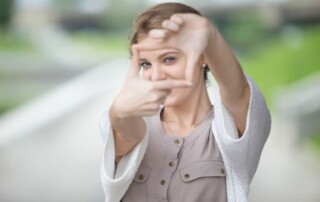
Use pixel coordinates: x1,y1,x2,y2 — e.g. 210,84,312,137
0,59,127,202
249,115,320,202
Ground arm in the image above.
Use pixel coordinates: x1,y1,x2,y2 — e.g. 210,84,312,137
204,26,250,137
109,103,145,163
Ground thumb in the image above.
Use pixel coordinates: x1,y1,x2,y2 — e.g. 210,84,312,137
185,52,200,82
128,45,141,77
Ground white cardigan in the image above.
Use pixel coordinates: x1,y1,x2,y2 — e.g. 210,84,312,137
100,76,271,202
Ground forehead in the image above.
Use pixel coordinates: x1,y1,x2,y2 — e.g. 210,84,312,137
137,37,181,59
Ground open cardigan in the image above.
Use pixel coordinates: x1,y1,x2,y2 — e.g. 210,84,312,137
99,76,271,202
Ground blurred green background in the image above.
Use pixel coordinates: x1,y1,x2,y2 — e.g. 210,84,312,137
0,0,319,201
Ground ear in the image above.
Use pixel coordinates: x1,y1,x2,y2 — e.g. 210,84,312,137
200,55,207,67
200,55,205,62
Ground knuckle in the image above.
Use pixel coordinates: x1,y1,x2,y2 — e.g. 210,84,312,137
150,94,160,102
146,84,156,92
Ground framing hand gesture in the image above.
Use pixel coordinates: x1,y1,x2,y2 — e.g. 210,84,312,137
145,13,214,82
112,46,192,119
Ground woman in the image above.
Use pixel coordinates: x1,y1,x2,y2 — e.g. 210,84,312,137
100,2,271,202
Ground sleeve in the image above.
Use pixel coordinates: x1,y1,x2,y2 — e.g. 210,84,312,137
99,111,149,202
212,75,271,192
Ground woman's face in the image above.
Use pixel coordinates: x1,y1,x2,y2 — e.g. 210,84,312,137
137,38,204,107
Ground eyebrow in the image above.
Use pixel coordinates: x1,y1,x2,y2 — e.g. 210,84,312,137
139,51,179,61
139,58,149,62
159,51,179,58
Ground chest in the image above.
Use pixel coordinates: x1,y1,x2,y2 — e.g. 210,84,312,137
122,117,227,202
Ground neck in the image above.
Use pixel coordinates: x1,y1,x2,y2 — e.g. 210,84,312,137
162,84,212,128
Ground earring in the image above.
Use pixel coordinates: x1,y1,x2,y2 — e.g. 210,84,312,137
202,64,207,68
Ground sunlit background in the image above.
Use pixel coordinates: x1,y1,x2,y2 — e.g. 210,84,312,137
0,0,319,201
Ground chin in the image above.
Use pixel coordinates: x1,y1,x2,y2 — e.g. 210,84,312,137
163,96,184,107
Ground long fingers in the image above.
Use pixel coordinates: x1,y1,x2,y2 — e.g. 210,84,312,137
148,20,180,40
152,79,192,90
185,53,201,82
162,14,184,33
128,45,141,77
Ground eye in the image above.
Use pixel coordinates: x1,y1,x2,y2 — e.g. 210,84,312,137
163,56,176,64
140,62,151,70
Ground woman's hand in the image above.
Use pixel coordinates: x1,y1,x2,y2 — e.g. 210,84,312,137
147,13,216,82
144,13,250,137
112,45,192,119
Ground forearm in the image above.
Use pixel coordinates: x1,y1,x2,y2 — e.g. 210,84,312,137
109,103,146,159
205,24,250,136
205,25,249,99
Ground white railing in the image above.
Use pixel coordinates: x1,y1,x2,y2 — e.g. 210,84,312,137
0,58,128,147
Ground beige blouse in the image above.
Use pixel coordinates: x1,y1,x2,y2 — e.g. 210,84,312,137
122,108,227,202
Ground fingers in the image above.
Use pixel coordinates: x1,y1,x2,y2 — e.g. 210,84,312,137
161,14,183,33
185,53,201,82
149,29,170,40
162,20,179,32
149,17,181,40
170,14,183,25
128,45,141,76
152,79,192,90
149,17,182,39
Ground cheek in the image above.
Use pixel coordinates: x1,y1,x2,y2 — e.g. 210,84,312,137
166,64,186,79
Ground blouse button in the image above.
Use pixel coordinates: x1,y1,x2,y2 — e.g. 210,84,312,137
174,139,180,144
138,174,144,181
184,174,190,179
221,169,225,174
169,162,174,167
160,180,166,185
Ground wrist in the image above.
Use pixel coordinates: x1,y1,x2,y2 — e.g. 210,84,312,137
205,24,219,56
111,101,129,120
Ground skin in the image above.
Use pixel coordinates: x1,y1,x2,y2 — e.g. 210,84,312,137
110,13,250,162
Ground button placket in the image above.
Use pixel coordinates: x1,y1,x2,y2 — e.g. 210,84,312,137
158,171,172,200
157,140,182,201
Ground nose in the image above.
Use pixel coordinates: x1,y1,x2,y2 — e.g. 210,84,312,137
151,65,166,81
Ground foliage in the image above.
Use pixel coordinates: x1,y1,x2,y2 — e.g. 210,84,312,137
241,25,320,107
0,33,35,52
216,11,268,51
0,0,14,30
309,133,320,155
239,25,320,153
